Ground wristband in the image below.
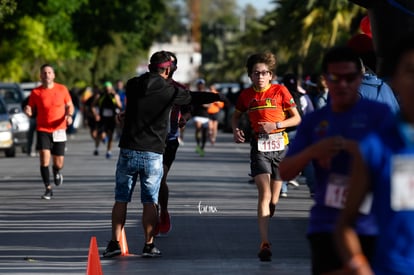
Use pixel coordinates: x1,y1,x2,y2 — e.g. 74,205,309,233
346,253,368,271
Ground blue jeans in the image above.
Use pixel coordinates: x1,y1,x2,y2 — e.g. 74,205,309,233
115,148,163,204
281,181,288,193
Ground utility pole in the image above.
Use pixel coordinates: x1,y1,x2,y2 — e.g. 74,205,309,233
190,0,201,44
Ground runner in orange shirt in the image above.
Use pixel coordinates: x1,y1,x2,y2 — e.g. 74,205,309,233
24,64,74,200
207,84,225,145
232,52,301,261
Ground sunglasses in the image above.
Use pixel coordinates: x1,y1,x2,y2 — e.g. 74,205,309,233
324,72,361,84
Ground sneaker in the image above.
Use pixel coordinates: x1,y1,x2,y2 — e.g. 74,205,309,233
288,180,300,188
93,149,99,156
54,172,63,186
103,240,121,258
280,192,287,198
269,203,276,218
106,151,112,159
142,243,162,258
41,189,53,200
258,242,272,261
195,145,202,154
199,148,205,157
159,210,172,235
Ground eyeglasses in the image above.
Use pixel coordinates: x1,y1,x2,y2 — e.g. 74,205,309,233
252,71,271,77
324,72,361,84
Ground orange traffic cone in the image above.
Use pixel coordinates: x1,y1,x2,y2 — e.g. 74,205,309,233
119,228,130,256
86,236,103,275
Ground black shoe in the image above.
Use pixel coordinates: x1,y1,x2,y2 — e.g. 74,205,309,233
54,172,63,186
258,242,272,262
103,240,121,258
41,189,53,200
142,243,162,258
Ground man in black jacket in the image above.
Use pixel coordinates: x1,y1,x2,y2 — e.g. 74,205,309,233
103,51,192,258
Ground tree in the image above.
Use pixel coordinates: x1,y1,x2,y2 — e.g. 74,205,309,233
0,0,16,22
0,0,85,82
0,0,171,86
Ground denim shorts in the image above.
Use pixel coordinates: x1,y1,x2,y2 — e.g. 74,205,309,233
115,148,163,204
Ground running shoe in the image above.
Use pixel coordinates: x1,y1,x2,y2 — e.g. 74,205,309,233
93,149,99,156
195,145,202,154
106,151,112,159
103,240,121,258
159,210,172,235
288,180,300,188
280,192,287,198
41,189,53,200
258,242,272,261
54,172,63,186
142,243,162,258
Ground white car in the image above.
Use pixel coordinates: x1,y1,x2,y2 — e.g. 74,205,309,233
0,83,30,153
0,97,15,157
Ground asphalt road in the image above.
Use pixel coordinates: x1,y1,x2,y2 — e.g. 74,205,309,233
0,124,313,275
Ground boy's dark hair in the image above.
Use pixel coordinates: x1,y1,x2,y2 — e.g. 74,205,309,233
246,52,277,76
321,46,363,73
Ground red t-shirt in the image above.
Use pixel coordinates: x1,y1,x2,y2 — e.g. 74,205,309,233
29,83,72,133
235,84,296,134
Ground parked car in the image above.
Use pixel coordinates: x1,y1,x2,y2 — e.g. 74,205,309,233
0,97,15,157
0,83,30,153
20,82,41,99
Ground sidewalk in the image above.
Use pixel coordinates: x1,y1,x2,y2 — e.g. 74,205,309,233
0,125,312,274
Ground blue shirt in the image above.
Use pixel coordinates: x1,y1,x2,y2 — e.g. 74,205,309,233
287,98,394,235
359,73,400,114
361,120,414,274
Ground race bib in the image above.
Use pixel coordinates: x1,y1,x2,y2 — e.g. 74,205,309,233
391,155,414,211
325,173,372,214
52,129,67,142
257,133,285,152
102,108,114,117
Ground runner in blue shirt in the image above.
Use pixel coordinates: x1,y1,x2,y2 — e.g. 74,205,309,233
279,46,394,275
336,36,414,275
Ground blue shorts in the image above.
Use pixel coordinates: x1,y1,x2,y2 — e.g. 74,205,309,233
115,148,163,204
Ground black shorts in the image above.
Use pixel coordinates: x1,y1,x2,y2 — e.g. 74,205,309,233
98,117,116,133
163,138,180,169
308,233,376,275
249,139,287,179
36,131,66,156
208,113,219,121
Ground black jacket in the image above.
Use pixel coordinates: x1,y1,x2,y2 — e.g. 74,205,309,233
119,72,191,153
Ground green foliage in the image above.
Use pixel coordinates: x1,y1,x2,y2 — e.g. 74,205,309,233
0,0,16,22
0,0,170,86
0,0,367,87
203,0,365,83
